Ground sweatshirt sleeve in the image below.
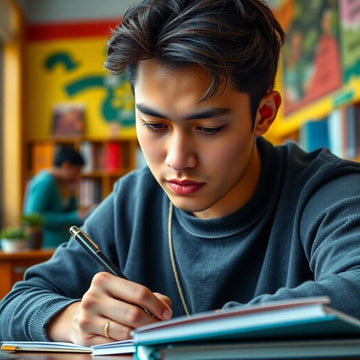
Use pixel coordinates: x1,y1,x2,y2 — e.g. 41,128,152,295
0,244,86,341
0,192,117,341
224,172,360,318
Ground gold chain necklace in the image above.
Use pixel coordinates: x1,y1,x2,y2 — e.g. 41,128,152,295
168,201,190,316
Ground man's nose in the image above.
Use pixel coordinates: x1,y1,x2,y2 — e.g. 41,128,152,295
165,132,197,170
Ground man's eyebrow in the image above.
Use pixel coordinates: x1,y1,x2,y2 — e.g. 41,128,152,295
184,108,230,120
136,104,166,118
136,103,230,120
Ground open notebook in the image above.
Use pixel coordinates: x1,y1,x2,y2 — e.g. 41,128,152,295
0,340,135,356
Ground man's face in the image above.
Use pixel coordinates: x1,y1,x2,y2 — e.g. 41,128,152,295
62,163,82,183
134,59,263,219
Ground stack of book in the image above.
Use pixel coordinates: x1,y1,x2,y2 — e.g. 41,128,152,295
3,297,360,359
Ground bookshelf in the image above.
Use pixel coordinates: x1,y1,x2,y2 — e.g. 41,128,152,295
25,136,140,207
268,100,360,163
268,81,360,147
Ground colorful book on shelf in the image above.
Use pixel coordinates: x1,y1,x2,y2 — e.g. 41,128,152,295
104,141,122,171
346,104,360,159
328,108,347,158
79,178,103,208
299,118,329,153
80,141,95,174
31,143,54,173
95,144,106,171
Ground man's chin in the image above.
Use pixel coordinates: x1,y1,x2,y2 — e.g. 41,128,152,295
169,197,212,215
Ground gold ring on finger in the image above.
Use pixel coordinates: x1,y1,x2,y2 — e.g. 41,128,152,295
103,320,111,339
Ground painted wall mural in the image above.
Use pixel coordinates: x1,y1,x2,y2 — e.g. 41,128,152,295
280,0,342,115
25,21,135,139
278,0,360,118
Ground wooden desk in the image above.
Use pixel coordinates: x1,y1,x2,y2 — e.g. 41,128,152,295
2,353,133,360
0,249,54,298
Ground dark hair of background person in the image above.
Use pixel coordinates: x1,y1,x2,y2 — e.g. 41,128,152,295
105,0,285,123
53,147,85,167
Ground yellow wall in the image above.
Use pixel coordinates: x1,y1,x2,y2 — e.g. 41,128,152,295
2,13,137,227
25,32,135,140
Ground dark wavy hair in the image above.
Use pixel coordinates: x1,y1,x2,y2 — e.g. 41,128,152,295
105,0,285,120
53,147,85,167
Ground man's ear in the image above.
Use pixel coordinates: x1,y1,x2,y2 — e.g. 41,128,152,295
253,91,281,136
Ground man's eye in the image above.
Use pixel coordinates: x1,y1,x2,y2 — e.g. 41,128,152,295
143,122,167,131
197,126,224,135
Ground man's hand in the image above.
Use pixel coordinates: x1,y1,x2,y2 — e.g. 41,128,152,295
47,272,172,345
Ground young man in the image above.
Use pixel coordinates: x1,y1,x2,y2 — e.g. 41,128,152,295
23,146,86,248
2,0,360,346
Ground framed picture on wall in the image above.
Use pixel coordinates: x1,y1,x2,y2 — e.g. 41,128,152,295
51,103,85,136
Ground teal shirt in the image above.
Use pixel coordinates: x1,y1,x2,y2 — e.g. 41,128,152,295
23,171,82,248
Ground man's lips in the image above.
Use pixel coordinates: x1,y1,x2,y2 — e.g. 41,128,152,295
166,179,205,195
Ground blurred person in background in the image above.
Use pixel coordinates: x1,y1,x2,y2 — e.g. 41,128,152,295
23,146,87,248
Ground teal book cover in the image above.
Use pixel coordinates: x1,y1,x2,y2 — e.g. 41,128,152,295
299,119,330,153
135,339,360,360
132,297,360,346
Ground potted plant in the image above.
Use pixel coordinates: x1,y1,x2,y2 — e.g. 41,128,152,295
21,213,45,249
0,226,28,253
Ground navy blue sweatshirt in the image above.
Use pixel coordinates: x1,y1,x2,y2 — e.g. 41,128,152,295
2,137,360,341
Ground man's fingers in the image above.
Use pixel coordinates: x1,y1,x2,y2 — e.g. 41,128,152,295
98,273,173,322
